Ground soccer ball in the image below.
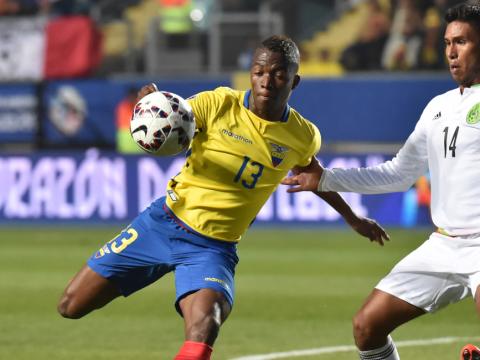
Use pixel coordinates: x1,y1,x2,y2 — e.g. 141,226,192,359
130,91,195,155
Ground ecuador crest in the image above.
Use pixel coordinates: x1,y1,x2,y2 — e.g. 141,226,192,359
467,103,480,124
269,142,289,167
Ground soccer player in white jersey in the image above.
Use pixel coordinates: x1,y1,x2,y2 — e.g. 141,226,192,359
282,2,480,359
56,36,389,360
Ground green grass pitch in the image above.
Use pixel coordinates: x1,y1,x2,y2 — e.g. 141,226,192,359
0,227,478,359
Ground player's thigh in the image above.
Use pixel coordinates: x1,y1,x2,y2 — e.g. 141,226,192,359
355,288,425,333
60,264,121,316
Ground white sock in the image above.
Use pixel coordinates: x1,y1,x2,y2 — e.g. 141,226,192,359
358,336,400,360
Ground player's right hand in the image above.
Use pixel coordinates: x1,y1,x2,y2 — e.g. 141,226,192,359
137,83,158,102
282,158,323,192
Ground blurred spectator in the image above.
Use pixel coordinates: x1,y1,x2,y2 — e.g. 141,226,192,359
220,0,258,12
158,0,193,49
337,0,368,12
419,0,445,69
46,0,92,16
300,47,344,76
190,0,214,31
237,37,256,70
340,0,390,71
116,87,141,153
419,0,459,69
382,0,423,70
0,0,20,15
0,0,93,17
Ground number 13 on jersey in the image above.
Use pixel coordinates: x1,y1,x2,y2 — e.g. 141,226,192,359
234,156,264,189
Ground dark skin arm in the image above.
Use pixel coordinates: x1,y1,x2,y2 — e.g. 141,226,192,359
290,158,390,246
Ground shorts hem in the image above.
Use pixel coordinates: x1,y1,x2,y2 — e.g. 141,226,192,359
174,286,234,316
374,285,433,313
86,261,128,297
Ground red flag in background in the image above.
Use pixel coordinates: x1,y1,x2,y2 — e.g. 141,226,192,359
44,16,103,79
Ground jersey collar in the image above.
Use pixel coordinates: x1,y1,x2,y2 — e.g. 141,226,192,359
462,85,480,95
243,90,290,122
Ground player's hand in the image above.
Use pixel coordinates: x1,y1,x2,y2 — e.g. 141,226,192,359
137,83,158,101
346,215,390,246
282,159,323,193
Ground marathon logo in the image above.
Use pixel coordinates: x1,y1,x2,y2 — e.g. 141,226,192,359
220,128,253,144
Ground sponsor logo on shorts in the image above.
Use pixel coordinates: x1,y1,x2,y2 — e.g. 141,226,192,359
204,277,231,291
94,245,110,258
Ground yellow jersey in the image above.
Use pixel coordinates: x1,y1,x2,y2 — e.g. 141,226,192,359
166,87,321,241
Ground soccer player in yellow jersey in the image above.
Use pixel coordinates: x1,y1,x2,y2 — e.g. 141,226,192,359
57,35,389,360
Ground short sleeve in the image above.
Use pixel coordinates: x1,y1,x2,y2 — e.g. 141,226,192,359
297,123,321,167
187,88,227,130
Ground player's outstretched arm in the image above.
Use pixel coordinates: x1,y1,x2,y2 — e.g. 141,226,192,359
315,191,390,246
287,158,390,246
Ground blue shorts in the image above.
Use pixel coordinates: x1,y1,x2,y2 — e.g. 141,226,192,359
87,197,239,314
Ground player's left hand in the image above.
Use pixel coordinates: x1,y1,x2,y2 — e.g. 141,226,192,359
346,215,390,246
137,83,158,102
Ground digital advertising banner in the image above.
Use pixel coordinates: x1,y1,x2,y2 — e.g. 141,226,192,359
0,84,38,143
0,76,452,147
40,78,230,148
0,150,431,228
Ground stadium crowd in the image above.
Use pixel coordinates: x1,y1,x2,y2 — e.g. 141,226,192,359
340,0,464,71
0,0,94,16
0,0,468,76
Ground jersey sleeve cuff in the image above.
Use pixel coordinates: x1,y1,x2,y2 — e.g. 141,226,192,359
317,170,327,192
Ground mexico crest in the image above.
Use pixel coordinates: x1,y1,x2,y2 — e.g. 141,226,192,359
269,142,289,167
467,103,480,124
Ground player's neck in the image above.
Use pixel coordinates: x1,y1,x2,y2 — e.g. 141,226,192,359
459,77,480,94
250,106,284,121
247,91,288,122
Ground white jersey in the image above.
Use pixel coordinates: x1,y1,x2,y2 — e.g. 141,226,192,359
319,86,480,236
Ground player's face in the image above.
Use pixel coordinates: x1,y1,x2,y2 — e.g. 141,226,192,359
249,48,299,119
445,20,480,88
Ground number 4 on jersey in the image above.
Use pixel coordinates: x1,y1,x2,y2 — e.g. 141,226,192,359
443,126,459,158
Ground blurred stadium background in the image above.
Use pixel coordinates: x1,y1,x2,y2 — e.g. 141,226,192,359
1,0,478,359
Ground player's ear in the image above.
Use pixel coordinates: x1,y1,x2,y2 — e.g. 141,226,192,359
292,74,300,90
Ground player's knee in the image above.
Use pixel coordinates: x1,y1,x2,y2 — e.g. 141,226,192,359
352,310,375,348
57,291,84,319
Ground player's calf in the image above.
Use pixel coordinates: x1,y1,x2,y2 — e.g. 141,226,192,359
179,289,230,345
